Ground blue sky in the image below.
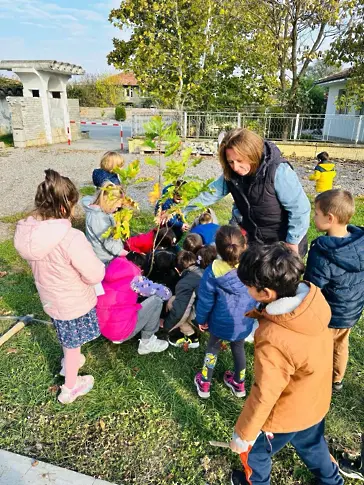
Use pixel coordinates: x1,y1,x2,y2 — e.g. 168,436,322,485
0,0,130,75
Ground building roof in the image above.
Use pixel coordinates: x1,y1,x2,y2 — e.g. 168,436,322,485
0,60,85,75
316,68,352,86
108,72,138,86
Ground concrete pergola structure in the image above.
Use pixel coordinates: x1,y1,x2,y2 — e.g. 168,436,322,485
0,60,84,146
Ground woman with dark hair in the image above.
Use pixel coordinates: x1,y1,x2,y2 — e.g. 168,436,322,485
185,129,310,256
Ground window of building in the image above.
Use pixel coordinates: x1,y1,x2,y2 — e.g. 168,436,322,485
336,89,348,114
51,91,61,99
31,90,40,97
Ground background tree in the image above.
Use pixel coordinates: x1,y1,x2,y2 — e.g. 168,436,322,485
259,0,354,112
327,0,364,109
107,0,279,110
67,73,125,107
305,59,342,81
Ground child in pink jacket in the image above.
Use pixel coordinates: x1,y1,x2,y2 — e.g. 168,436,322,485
97,254,171,354
14,169,105,405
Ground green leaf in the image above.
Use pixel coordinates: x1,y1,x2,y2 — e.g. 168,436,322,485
144,139,157,150
134,176,154,184
191,156,203,167
145,157,158,166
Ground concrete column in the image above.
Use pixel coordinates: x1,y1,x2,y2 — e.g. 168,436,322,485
13,68,52,144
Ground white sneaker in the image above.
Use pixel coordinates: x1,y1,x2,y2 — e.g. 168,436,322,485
59,353,86,376
138,335,169,355
58,375,94,404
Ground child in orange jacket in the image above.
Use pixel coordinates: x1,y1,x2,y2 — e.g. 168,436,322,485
229,243,343,485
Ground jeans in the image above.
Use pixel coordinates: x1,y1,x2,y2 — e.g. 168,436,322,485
245,420,343,485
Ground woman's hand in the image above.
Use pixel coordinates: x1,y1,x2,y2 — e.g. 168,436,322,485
199,323,208,332
182,223,190,232
285,242,299,254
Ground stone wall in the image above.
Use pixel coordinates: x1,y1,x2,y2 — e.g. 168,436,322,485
68,99,81,141
0,98,11,135
79,107,115,120
79,106,180,121
7,97,47,147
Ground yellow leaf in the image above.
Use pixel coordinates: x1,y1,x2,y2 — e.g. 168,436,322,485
149,183,161,205
99,419,106,431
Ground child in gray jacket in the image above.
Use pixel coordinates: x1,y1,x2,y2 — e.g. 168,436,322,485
82,182,128,264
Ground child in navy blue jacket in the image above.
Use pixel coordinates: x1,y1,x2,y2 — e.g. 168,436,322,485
155,180,189,241
194,226,256,399
92,151,124,187
304,189,364,391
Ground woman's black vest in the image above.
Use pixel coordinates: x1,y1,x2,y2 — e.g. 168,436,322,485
226,141,291,244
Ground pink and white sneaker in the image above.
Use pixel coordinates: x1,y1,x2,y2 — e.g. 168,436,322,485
223,371,246,398
58,375,94,404
194,372,211,399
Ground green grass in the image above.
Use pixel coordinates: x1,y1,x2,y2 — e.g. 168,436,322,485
0,199,363,484
79,185,96,197
0,133,14,147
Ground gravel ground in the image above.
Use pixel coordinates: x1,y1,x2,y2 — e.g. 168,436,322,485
0,145,363,241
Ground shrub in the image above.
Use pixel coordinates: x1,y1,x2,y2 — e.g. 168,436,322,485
115,105,126,121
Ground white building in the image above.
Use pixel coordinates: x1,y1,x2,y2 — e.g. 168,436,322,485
317,69,364,144
0,60,84,147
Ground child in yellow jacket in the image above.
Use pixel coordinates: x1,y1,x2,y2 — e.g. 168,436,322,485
309,151,336,193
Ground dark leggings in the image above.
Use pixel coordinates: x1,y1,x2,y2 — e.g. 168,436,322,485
201,334,246,383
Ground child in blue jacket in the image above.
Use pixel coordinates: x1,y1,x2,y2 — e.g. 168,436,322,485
92,151,124,187
194,225,256,399
155,180,189,241
304,189,364,391
190,209,220,245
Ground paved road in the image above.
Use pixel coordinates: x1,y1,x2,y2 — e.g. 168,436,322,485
80,123,132,150
55,122,132,152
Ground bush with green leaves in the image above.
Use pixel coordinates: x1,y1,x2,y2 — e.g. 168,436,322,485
115,105,126,121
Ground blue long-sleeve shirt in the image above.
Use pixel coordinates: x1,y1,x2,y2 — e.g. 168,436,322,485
184,164,310,245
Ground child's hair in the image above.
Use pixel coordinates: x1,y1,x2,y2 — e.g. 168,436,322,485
198,210,213,224
93,181,124,213
183,233,203,253
315,189,355,225
155,227,176,248
237,242,304,299
177,250,197,271
215,225,246,266
317,151,329,163
100,151,124,172
151,250,177,274
126,251,146,269
172,179,186,201
196,245,217,269
219,128,264,180
34,169,79,220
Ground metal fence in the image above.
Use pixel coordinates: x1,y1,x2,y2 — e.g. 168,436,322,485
131,111,364,144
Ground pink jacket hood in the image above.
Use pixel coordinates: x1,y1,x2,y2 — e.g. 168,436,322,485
14,216,105,321
15,217,72,260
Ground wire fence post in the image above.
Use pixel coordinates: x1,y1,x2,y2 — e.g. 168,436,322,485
293,113,300,140
237,112,241,128
355,115,363,145
183,111,187,139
